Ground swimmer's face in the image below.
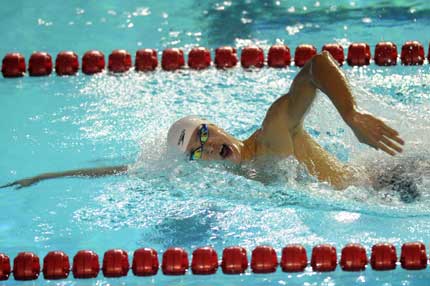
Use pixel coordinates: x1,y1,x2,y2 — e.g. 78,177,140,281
186,124,242,164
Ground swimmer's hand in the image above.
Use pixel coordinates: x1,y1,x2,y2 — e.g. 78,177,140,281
0,165,128,190
0,177,41,189
346,111,404,156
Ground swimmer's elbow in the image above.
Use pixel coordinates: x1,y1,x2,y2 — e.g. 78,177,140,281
309,52,332,80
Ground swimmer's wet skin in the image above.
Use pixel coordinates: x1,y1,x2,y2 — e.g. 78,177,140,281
1,52,404,191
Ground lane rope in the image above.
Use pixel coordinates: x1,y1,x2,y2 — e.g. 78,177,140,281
1,41,429,78
0,242,427,280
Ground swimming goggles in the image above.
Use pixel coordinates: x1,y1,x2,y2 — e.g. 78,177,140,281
189,124,209,160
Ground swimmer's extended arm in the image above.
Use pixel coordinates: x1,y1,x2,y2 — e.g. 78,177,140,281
0,165,128,189
286,51,404,155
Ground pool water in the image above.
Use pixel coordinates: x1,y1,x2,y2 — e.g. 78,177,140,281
1,0,430,285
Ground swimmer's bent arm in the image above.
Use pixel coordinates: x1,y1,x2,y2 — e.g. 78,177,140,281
286,51,404,155
0,165,128,189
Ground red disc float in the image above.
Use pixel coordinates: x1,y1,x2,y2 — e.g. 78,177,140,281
188,47,211,70
268,44,291,68
72,250,100,279
215,46,238,69
82,50,105,75
280,244,307,272
43,251,70,280
221,246,248,274
191,247,218,274
13,252,40,281
347,43,371,66
132,248,159,276
2,53,26,77
162,247,189,275
108,50,132,73
374,42,398,66
55,51,79,76
0,254,10,280
401,41,424,65
251,246,278,273
371,243,397,270
340,244,368,271
400,242,427,270
29,52,52,76
322,43,344,65
135,49,158,71
311,244,337,272
102,249,129,277
161,48,185,71
241,46,264,68
294,44,317,67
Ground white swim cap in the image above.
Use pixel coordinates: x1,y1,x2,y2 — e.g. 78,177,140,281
167,115,209,154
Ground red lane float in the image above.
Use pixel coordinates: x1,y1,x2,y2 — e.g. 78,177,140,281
4,242,430,280
162,48,185,71
268,44,291,68
43,251,70,280
281,244,307,272
13,252,40,281
374,42,398,66
294,44,317,67
102,249,129,277
241,46,264,68
29,52,52,76
191,247,218,274
251,246,277,273
135,49,158,71
322,43,344,65
82,50,105,75
347,43,371,66
428,43,430,63
108,50,132,73
221,246,248,274
132,248,159,276
3,40,430,80
311,244,337,272
215,46,238,68
55,51,79,76
340,244,368,271
162,247,189,275
371,243,397,270
188,47,211,70
0,254,10,280
400,242,427,270
401,41,424,65
72,250,100,279
2,53,26,77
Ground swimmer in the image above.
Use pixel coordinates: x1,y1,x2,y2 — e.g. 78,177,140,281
1,52,406,193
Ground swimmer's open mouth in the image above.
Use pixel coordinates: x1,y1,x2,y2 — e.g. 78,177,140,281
220,144,232,159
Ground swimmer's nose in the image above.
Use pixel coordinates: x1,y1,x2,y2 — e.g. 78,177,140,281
204,145,215,154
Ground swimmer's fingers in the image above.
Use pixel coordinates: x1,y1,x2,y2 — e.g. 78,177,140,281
0,178,39,189
381,122,399,136
379,135,403,155
0,181,18,189
381,124,404,145
376,141,396,156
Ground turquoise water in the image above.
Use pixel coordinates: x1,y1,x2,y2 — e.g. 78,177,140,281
1,0,430,285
